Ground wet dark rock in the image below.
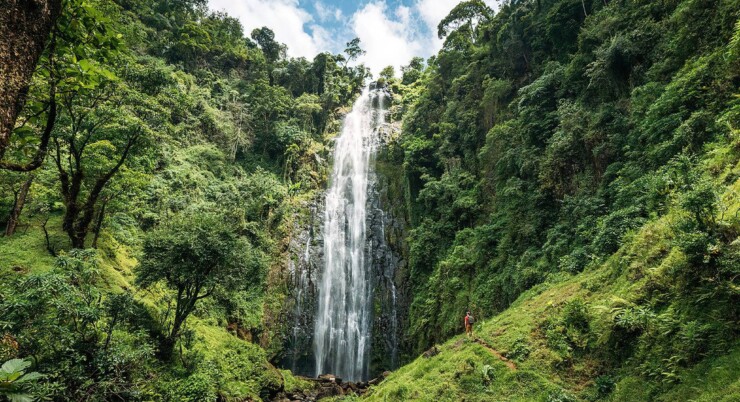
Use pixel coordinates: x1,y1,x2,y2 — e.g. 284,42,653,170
318,374,342,384
269,373,389,401
279,89,409,380
279,198,324,376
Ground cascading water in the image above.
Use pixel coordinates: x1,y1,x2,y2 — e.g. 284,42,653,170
313,88,388,381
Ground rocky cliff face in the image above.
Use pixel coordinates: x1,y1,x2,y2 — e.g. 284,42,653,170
278,116,409,379
279,198,323,376
367,121,409,375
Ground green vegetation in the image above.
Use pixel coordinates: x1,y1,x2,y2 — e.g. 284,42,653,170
0,359,43,402
1,0,739,400
365,0,740,400
1,0,365,400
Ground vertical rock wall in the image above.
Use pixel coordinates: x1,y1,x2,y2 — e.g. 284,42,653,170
279,200,323,376
367,124,409,375
279,96,409,379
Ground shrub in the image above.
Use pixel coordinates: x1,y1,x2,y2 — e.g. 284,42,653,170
595,374,616,398
507,337,532,361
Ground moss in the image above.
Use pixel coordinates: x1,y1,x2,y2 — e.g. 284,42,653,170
364,198,740,401
280,370,316,393
0,225,57,275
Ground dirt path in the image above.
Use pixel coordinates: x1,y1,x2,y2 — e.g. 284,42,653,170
474,338,517,371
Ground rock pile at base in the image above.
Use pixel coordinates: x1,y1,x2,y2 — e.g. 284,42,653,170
270,372,391,402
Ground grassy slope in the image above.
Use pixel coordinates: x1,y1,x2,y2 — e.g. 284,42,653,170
365,270,739,401
0,219,302,401
364,171,740,401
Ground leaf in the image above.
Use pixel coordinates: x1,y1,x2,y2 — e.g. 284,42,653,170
6,372,21,382
1,359,30,375
78,59,92,72
12,126,35,139
15,372,44,383
7,393,34,402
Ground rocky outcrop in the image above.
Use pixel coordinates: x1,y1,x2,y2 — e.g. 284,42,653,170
278,198,324,376
269,372,391,402
367,120,409,375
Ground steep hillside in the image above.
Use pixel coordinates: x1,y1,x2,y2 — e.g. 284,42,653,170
0,0,365,400
362,0,740,400
367,192,740,400
1,0,738,400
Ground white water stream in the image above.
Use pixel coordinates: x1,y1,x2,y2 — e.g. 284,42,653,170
313,88,388,381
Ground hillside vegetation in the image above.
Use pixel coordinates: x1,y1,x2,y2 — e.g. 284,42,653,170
0,0,366,400
366,0,740,400
1,0,738,401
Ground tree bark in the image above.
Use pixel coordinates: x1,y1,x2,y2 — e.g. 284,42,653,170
41,216,57,256
91,200,107,248
160,281,211,361
4,175,34,236
0,0,62,161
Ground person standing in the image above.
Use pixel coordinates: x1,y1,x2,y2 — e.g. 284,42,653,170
465,311,475,338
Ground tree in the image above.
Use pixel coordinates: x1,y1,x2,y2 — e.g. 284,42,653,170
401,57,426,85
343,37,366,67
4,174,34,237
52,84,153,249
250,26,286,64
136,211,258,360
0,0,63,166
437,0,493,39
380,66,396,81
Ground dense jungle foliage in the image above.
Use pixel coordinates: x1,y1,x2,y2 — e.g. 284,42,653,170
396,0,740,353
369,0,740,400
0,0,367,399
1,0,739,400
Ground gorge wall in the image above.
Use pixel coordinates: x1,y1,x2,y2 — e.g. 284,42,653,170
277,88,410,380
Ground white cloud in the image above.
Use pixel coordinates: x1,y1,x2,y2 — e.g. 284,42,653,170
414,0,459,49
314,1,343,22
415,0,461,33
207,0,501,75
308,24,333,51
351,2,426,76
349,1,500,76
208,0,324,59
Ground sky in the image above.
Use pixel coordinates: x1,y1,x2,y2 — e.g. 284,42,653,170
207,0,499,75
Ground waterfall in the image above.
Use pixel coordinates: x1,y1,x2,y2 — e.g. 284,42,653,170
313,88,388,381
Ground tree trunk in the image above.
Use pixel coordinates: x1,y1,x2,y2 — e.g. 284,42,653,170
4,175,34,236
0,0,62,161
161,306,189,361
91,200,107,248
58,132,138,249
158,337,175,362
41,216,57,256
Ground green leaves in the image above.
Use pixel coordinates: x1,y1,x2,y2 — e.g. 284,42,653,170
437,0,492,39
1,359,32,377
55,0,122,94
0,358,44,402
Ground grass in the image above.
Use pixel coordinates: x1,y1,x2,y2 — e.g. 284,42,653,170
0,222,58,275
0,221,301,402
361,193,740,401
